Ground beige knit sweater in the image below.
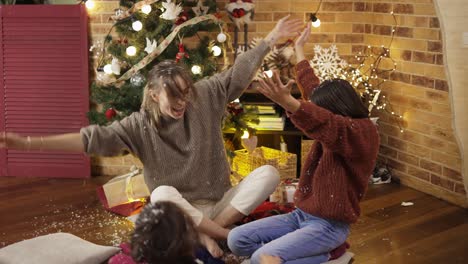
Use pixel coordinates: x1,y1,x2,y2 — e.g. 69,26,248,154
81,42,270,202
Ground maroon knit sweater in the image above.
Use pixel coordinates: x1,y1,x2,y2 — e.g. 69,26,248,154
290,60,380,224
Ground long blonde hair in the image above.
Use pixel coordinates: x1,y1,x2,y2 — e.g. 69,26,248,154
141,60,195,127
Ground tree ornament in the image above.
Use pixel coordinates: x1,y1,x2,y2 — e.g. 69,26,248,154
105,108,117,120
160,0,183,20
144,38,158,54
192,0,210,16
111,57,121,75
112,8,127,21
175,10,190,25
130,72,146,86
226,0,255,30
217,32,227,43
175,43,189,63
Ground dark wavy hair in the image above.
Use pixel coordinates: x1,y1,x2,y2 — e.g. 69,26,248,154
131,201,200,264
310,79,369,118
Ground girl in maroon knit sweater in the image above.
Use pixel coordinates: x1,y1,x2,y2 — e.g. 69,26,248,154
227,22,380,264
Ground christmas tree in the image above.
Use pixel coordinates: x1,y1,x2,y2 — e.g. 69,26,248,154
89,0,232,125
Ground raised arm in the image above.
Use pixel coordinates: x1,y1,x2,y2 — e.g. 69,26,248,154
0,132,84,152
1,113,142,157
200,16,303,105
257,72,377,158
294,22,320,99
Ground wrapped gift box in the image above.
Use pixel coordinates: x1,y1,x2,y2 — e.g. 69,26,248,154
102,169,150,208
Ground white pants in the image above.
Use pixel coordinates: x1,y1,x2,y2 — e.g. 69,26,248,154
150,165,280,225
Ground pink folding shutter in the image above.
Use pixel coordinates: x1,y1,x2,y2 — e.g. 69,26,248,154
0,5,90,178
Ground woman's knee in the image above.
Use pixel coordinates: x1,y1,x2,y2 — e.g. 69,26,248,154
227,227,253,256
255,165,280,185
150,185,181,203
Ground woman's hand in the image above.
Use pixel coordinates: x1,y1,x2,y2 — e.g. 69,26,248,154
295,22,311,62
0,132,27,150
265,15,303,48
258,71,301,114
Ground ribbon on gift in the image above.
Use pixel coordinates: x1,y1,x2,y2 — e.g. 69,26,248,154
106,14,220,85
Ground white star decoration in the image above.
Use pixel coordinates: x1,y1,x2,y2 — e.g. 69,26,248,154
310,44,348,81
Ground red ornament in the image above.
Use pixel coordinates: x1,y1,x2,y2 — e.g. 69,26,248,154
232,8,246,18
105,108,117,120
175,11,190,25
175,43,189,63
214,12,223,19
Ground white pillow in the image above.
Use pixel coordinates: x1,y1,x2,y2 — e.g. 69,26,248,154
0,233,120,264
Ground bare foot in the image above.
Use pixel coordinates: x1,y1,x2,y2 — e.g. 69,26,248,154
200,233,224,258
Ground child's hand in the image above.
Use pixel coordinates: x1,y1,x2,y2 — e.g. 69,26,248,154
295,22,311,48
260,254,282,264
258,71,300,114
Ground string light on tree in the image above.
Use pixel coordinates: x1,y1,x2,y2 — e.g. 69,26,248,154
191,65,202,75
141,4,152,15
103,64,113,75
211,45,222,56
126,46,137,56
132,18,143,31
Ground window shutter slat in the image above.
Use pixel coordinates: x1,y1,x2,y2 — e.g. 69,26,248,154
0,5,90,178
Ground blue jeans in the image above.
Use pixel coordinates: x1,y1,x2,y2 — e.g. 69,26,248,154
227,208,350,264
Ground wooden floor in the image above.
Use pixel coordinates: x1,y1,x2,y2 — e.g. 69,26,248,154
1,176,468,263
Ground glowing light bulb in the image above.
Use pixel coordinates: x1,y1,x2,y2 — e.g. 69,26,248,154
85,0,95,9
264,70,273,78
141,4,152,14
211,45,222,57
311,18,321,28
126,46,137,56
132,20,143,31
191,65,202,75
103,64,113,75
241,130,249,139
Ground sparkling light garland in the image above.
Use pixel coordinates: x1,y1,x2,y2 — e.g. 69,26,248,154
342,11,404,132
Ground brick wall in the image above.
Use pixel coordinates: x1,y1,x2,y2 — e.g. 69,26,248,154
86,0,466,207
362,1,465,206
